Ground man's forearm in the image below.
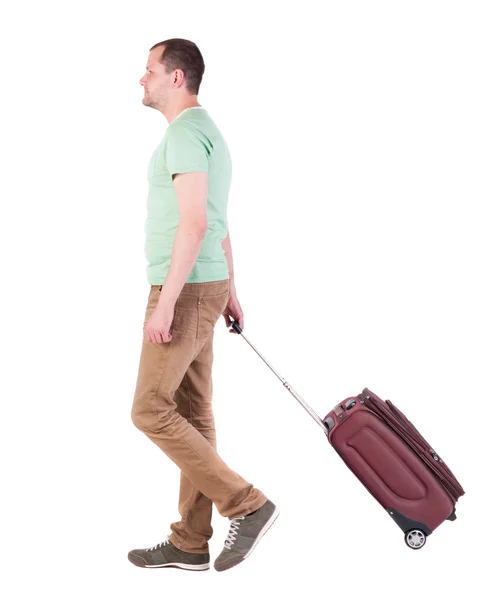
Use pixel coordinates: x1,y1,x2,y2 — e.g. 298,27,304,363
158,221,207,305
221,231,236,291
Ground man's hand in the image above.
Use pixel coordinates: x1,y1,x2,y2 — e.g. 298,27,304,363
222,289,244,333
144,300,175,344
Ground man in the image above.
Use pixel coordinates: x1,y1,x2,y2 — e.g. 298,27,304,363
128,38,279,573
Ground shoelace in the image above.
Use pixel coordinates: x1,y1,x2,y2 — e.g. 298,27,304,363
224,516,245,549
146,536,171,552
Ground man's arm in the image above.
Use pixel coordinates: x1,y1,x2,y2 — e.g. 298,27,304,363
220,229,244,330
158,171,208,306
221,230,237,296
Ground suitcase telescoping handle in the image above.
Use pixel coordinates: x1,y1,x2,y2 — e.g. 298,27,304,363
230,319,329,435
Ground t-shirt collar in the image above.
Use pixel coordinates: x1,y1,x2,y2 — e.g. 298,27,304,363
171,106,205,124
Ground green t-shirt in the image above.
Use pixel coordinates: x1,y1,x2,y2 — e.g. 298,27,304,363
144,106,231,285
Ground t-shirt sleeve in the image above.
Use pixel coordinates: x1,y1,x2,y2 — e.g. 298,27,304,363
163,123,211,176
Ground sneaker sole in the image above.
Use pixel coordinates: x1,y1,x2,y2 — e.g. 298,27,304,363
129,559,210,571
244,504,280,560
128,553,210,570
144,563,210,570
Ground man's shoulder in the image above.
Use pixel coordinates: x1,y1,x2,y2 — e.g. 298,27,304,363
167,117,212,143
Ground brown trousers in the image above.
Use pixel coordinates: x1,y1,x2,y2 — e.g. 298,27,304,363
131,279,267,554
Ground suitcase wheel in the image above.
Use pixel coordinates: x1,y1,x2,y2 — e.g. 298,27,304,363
404,529,427,550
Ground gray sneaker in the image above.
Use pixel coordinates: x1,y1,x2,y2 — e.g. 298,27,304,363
214,499,280,572
128,537,210,571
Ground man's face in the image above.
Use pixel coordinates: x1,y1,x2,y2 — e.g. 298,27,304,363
139,47,170,110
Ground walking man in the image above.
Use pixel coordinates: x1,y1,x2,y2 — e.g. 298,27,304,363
128,38,279,572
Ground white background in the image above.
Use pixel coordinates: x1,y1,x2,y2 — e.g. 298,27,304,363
1,1,480,598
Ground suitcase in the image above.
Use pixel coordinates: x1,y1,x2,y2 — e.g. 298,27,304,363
229,319,465,550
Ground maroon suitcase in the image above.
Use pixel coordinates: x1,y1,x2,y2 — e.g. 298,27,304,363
230,320,465,550
323,388,464,549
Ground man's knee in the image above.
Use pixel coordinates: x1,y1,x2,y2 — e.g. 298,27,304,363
131,392,175,433
131,392,154,432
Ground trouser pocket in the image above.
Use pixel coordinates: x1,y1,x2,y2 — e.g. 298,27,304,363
197,288,230,339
